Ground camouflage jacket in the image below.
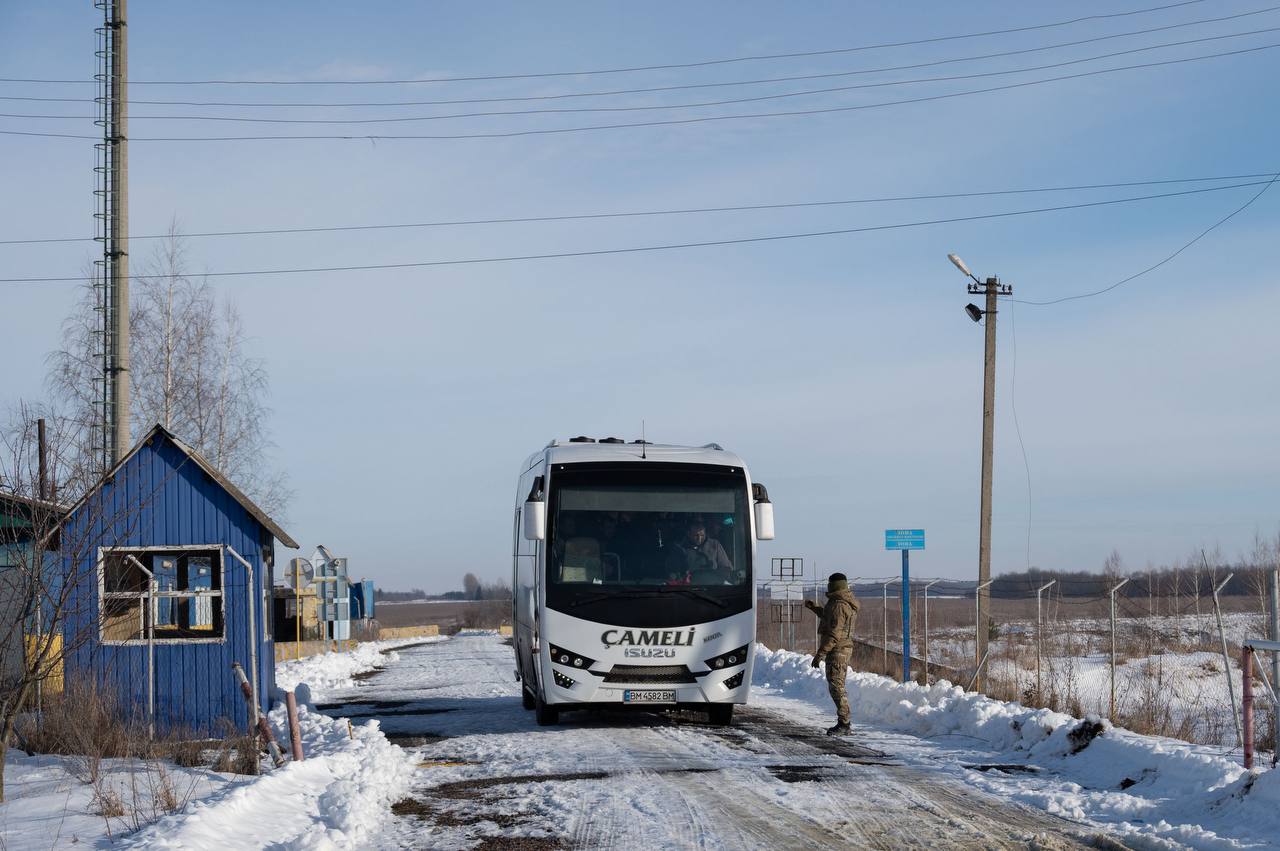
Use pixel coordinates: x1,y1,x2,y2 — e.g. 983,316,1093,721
812,588,859,659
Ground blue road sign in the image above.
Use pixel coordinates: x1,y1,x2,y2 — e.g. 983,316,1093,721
885,529,925,550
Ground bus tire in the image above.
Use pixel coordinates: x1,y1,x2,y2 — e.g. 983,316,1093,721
521,685,536,710
535,690,559,726
707,704,733,726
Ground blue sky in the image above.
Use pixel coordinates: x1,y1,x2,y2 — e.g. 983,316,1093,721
2,2,1278,591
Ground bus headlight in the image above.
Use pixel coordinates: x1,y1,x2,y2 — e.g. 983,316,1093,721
704,645,750,671
553,670,577,689
723,671,745,690
548,644,596,670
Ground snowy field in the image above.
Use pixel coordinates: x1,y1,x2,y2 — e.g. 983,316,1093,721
918,610,1270,745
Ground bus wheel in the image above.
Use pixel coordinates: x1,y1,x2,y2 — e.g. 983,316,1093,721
707,704,733,726
535,689,559,726
521,685,536,710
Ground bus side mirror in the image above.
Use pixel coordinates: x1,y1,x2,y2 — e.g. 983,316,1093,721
523,500,545,541
752,483,774,540
754,501,774,540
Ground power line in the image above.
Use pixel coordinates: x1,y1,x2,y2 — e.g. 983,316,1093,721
1,173,1275,247
6,41,1275,141
12,25,1280,126
0,0,1211,86
0,179,1269,284
4,6,1272,109
1016,172,1280,305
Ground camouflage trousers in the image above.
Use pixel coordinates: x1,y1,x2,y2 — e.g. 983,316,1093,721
825,647,852,725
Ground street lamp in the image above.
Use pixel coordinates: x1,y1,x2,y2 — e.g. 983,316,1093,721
948,253,1012,692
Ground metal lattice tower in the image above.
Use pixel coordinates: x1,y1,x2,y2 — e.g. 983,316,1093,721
93,0,130,472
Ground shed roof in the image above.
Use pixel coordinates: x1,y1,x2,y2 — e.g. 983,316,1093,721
54,423,298,549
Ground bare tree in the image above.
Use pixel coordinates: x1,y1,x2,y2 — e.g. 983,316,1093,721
46,223,289,517
0,408,116,802
463,573,481,600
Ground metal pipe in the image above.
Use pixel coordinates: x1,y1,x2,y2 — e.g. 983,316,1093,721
226,546,260,732
882,580,892,676
124,553,155,737
922,579,941,685
1212,572,1241,748
901,554,910,684
1109,577,1131,720
1036,580,1056,702
1244,645,1255,769
1272,569,1279,766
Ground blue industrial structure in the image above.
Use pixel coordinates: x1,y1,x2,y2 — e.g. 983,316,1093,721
57,424,298,736
350,579,375,622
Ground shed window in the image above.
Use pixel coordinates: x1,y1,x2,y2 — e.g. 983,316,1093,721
101,549,224,642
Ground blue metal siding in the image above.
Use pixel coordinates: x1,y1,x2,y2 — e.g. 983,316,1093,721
61,434,279,737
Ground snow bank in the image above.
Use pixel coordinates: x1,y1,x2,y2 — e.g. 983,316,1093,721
275,636,443,700
753,644,1280,848
122,702,415,850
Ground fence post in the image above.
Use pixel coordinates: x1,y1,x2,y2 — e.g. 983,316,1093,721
1272,569,1279,767
1211,572,1241,748
1036,580,1056,703
1109,578,1131,720
882,579,891,676
923,579,940,685
1243,645,1255,769
974,579,994,692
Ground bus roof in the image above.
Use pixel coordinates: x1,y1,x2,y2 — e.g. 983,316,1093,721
528,439,747,470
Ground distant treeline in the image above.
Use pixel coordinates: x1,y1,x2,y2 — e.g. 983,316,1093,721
990,564,1276,599
376,575,512,602
375,587,429,602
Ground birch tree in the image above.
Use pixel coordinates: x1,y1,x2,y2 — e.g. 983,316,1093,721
47,223,289,517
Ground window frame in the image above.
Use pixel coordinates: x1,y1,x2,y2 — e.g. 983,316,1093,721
97,545,227,646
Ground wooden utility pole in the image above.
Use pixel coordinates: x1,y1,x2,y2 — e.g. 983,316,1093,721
949,255,1012,690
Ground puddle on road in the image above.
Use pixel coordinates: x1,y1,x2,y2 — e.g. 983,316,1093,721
387,733,451,747
963,763,1041,775
766,763,843,783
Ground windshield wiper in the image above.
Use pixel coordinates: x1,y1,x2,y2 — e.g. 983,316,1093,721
661,586,728,608
565,591,615,609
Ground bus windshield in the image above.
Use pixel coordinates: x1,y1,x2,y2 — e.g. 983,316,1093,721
547,466,751,591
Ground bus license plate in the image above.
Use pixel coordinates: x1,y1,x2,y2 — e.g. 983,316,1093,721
623,689,674,703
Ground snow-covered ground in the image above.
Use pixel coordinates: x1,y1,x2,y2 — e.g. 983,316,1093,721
0,751,236,850
7,631,1274,848
922,610,1270,745
0,638,436,850
315,634,1090,848
754,646,1280,849
274,636,446,695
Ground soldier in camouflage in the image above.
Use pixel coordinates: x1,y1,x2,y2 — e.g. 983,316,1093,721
804,572,860,736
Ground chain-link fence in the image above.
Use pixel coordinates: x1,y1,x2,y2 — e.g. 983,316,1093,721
757,572,1279,751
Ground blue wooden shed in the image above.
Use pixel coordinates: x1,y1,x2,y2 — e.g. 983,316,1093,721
57,424,298,737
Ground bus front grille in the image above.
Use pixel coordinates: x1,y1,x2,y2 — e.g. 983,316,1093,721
602,664,697,684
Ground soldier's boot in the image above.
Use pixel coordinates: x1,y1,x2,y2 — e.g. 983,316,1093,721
825,722,851,736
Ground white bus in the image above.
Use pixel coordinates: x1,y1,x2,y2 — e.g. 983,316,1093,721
512,436,774,726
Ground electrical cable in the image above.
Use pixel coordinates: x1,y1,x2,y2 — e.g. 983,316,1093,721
0,0,1212,86
1007,296,1034,573
6,41,1275,141
1016,171,1280,305
2,172,1272,247
0,179,1269,284
10,26,1280,125
4,7,1273,109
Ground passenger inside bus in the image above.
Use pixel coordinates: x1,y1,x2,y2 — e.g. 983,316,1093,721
664,519,733,584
